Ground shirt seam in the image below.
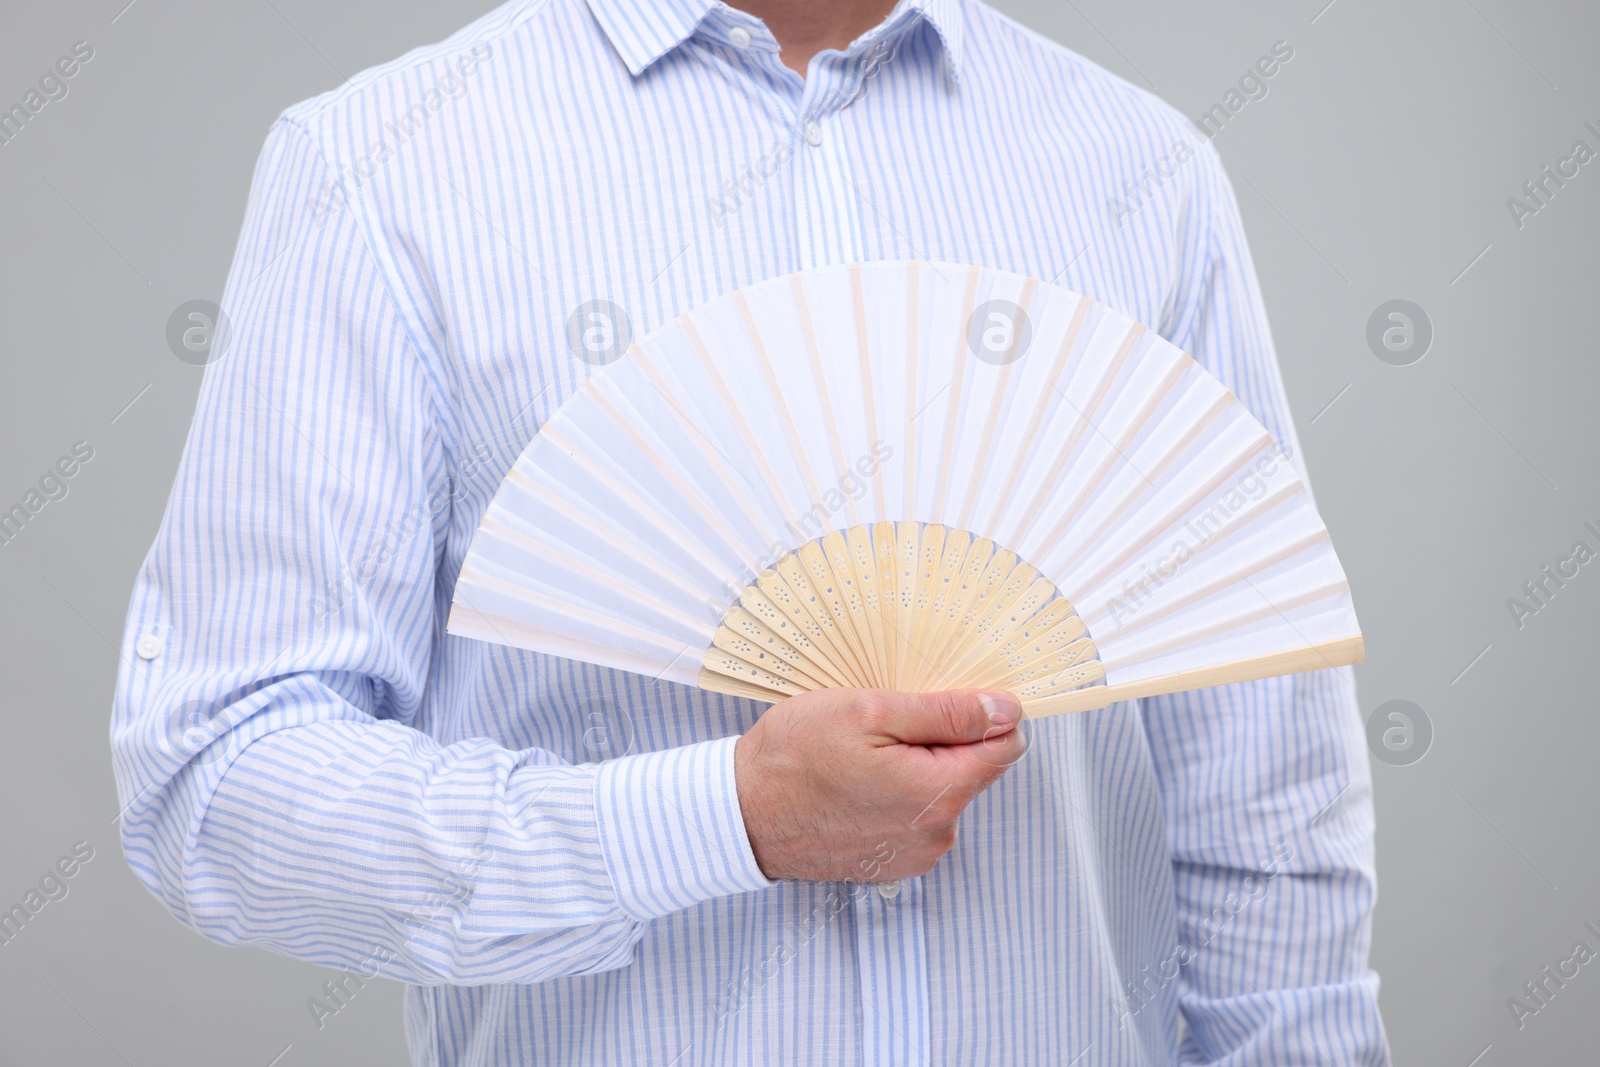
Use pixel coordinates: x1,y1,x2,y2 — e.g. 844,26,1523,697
275,115,464,468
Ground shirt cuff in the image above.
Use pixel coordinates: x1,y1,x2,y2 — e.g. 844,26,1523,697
594,734,774,922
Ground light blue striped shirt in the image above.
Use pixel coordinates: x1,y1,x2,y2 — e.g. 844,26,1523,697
110,0,1388,1063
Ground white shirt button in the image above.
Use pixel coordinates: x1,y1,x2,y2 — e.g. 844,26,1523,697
804,120,824,147
875,880,902,899
135,634,163,660
728,26,752,49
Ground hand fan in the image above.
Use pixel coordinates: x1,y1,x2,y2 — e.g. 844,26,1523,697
448,261,1362,718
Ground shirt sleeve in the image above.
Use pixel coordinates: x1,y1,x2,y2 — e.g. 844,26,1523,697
109,117,772,987
1140,139,1390,1065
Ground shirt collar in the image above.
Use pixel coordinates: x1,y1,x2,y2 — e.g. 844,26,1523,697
586,0,964,81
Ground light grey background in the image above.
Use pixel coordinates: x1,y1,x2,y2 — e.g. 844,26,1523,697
2,0,1596,1064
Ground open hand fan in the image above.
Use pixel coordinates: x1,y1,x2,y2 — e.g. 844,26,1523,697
448,261,1363,717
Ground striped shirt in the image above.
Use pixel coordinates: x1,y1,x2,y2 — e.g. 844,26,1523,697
110,0,1389,1063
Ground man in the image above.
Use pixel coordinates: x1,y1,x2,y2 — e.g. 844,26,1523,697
111,0,1388,1063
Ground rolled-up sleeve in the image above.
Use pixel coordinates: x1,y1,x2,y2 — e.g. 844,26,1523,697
109,117,769,986
1140,140,1389,1065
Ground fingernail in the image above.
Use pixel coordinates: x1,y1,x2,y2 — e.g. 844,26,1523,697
981,693,1020,727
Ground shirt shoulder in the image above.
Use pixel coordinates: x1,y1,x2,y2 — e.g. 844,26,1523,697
275,0,561,137
967,2,1215,162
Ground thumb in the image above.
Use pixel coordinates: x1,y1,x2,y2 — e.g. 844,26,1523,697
872,689,1021,747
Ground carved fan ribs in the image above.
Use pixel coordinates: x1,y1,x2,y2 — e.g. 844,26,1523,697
698,522,1106,712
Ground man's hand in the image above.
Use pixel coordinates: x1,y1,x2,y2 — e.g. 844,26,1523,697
733,688,1027,883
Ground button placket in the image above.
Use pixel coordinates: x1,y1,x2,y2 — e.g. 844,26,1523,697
789,59,864,270
851,875,930,1067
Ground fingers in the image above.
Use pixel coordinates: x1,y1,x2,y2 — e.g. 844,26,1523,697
739,686,1028,882
868,689,1021,747
888,730,1027,876
928,726,1026,788
966,717,1031,770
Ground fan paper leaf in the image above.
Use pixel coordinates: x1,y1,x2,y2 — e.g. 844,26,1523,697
448,261,1363,717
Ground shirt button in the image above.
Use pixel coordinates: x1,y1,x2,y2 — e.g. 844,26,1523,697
135,634,163,660
875,880,902,900
729,26,752,49
804,120,824,147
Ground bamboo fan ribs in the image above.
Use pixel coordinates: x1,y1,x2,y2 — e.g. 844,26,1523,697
448,260,1363,718
700,522,1104,707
